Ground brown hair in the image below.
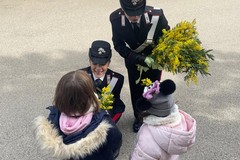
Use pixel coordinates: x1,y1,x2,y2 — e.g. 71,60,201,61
54,70,99,116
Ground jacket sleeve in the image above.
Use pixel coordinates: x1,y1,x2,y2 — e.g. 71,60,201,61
111,25,132,59
110,10,131,59
105,117,122,159
130,125,161,160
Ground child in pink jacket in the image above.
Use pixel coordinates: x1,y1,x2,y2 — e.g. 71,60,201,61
131,79,196,160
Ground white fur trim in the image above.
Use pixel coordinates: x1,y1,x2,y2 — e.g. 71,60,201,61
33,116,112,159
143,104,181,126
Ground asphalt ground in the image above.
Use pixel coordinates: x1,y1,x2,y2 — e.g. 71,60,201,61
0,0,240,159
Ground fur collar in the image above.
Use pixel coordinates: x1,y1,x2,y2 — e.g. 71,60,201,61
33,116,112,159
143,104,181,126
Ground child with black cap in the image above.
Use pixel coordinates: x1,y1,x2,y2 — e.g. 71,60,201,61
131,79,197,160
81,40,125,123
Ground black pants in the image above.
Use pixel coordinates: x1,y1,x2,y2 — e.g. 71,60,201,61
126,64,162,120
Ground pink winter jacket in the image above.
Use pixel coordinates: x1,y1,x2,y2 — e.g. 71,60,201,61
131,105,196,160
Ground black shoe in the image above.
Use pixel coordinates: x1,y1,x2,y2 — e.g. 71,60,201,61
133,119,142,133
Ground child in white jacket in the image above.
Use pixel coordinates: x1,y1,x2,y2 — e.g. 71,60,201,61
131,79,196,160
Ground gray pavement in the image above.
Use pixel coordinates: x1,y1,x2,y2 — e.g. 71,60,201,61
0,0,240,159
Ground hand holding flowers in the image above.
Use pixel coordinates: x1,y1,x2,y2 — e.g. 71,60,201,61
137,19,214,85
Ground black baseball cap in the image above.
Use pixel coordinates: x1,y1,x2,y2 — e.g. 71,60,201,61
120,0,146,16
89,40,112,65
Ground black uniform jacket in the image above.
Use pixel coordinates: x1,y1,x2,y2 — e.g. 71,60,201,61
81,67,125,115
110,6,170,59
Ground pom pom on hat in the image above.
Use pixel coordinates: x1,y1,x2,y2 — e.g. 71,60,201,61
160,79,176,95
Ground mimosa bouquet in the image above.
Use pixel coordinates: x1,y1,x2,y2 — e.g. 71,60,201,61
137,19,214,85
99,85,114,110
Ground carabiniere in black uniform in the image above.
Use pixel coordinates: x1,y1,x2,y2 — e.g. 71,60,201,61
81,67,125,123
110,6,170,130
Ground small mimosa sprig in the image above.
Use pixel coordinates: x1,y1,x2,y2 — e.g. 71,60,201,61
99,85,114,110
141,78,152,87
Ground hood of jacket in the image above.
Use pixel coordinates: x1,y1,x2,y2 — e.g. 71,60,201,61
33,115,112,159
145,105,196,155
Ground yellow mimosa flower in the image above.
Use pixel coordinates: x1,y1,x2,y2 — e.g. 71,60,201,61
99,85,114,110
137,19,214,85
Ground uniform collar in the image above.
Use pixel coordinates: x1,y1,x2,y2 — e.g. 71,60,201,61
93,74,105,81
127,15,142,26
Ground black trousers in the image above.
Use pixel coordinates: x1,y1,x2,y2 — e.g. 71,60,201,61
126,64,162,120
